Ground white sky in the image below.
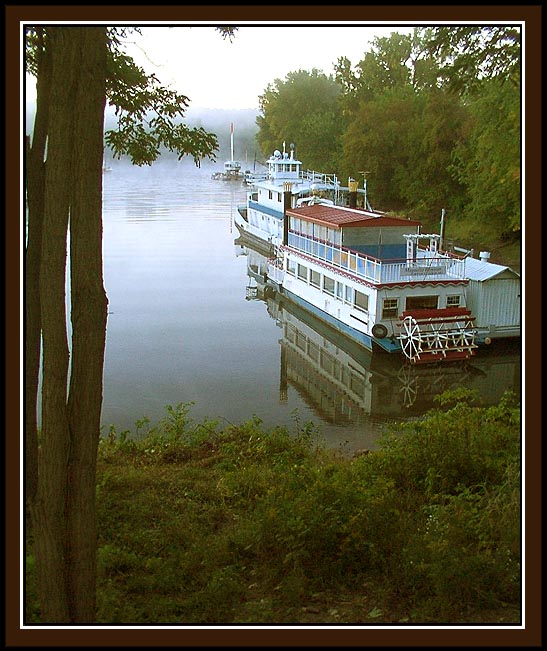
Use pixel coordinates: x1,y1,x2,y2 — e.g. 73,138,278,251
116,23,416,110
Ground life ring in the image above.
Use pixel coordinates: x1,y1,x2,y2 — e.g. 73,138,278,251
371,323,388,339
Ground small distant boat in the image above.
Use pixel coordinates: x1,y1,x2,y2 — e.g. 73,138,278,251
102,158,112,173
211,123,243,182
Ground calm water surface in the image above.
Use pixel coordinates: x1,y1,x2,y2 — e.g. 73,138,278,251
101,161,521,452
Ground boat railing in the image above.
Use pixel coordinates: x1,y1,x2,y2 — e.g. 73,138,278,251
299,170,340,187
287,232,467,284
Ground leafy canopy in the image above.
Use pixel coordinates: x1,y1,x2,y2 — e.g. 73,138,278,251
26,26,239,167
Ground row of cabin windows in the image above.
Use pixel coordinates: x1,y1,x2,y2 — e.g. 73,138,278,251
290,218,341,246
273,163,299,174
289,260,462,317
383,294,461,318
290,261,369,313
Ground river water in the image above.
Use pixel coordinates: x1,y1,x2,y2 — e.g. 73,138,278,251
101,160,521,452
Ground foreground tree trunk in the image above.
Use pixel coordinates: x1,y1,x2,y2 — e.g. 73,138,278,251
25,27,50,503
65,27,108,622
28,26,108,623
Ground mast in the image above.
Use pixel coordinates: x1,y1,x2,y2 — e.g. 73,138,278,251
230,122,234,162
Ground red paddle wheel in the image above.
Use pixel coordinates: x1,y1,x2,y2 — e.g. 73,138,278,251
397,307,478,364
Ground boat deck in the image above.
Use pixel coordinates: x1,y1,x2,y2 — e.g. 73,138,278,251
285,234,467,285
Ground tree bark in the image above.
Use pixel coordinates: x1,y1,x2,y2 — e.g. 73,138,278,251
25,27,50,503
28,26,108,623
31,27,77,622
66,27,108,623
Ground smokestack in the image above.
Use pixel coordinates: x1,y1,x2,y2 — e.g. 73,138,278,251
283,182,293,245
348,178,358,209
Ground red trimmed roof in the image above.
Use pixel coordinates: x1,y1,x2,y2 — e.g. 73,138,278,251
286,204,422,228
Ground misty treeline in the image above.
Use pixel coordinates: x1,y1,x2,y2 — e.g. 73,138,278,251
28,26,519,239
254,27,520,241
107,26,519,240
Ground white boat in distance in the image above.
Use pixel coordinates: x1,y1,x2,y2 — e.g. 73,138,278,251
264,202,520,364
211,123,244,181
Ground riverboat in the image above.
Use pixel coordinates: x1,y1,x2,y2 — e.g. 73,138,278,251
265,202,521,364
235,143,368,247
236,237,520,416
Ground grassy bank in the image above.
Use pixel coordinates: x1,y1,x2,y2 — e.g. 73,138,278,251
26,392,521,624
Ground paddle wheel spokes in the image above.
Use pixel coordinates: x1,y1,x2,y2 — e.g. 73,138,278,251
399,316,423,362
397,308,478,364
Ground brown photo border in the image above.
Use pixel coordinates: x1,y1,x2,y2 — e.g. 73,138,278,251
6,4,541,648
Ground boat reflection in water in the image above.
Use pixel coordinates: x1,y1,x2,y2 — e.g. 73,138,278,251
235,235,521,430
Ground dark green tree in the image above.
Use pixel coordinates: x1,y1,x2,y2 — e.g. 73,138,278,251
424,25,521,93
337,30,467,220
451,77,521,237
25,25,235,623
425,26,521,237
335,29,441,116
256,69,344,171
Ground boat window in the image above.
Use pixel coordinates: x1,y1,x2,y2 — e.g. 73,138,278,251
446,295,461,307
328,228,341,246
297,264,308,281
286,259,296,276
354,290,369,312
345,286,354,304
323,276,335,296
268,190,273,200
336,281,344,299
382,298,399,319
315,225,327,241
405,295,438,311
277,192,282,202
310,269,321,288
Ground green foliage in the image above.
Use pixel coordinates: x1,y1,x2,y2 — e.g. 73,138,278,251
341,86,469,217
104,47,218,166
46,394,520,624
451,77,521,235
27,395,520,622
256,69,344,171
424,26,521,93
257,26,520,250
25,27,221,168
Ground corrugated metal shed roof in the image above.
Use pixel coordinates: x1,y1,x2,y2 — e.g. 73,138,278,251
464,256,520,281
286,204,421,229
